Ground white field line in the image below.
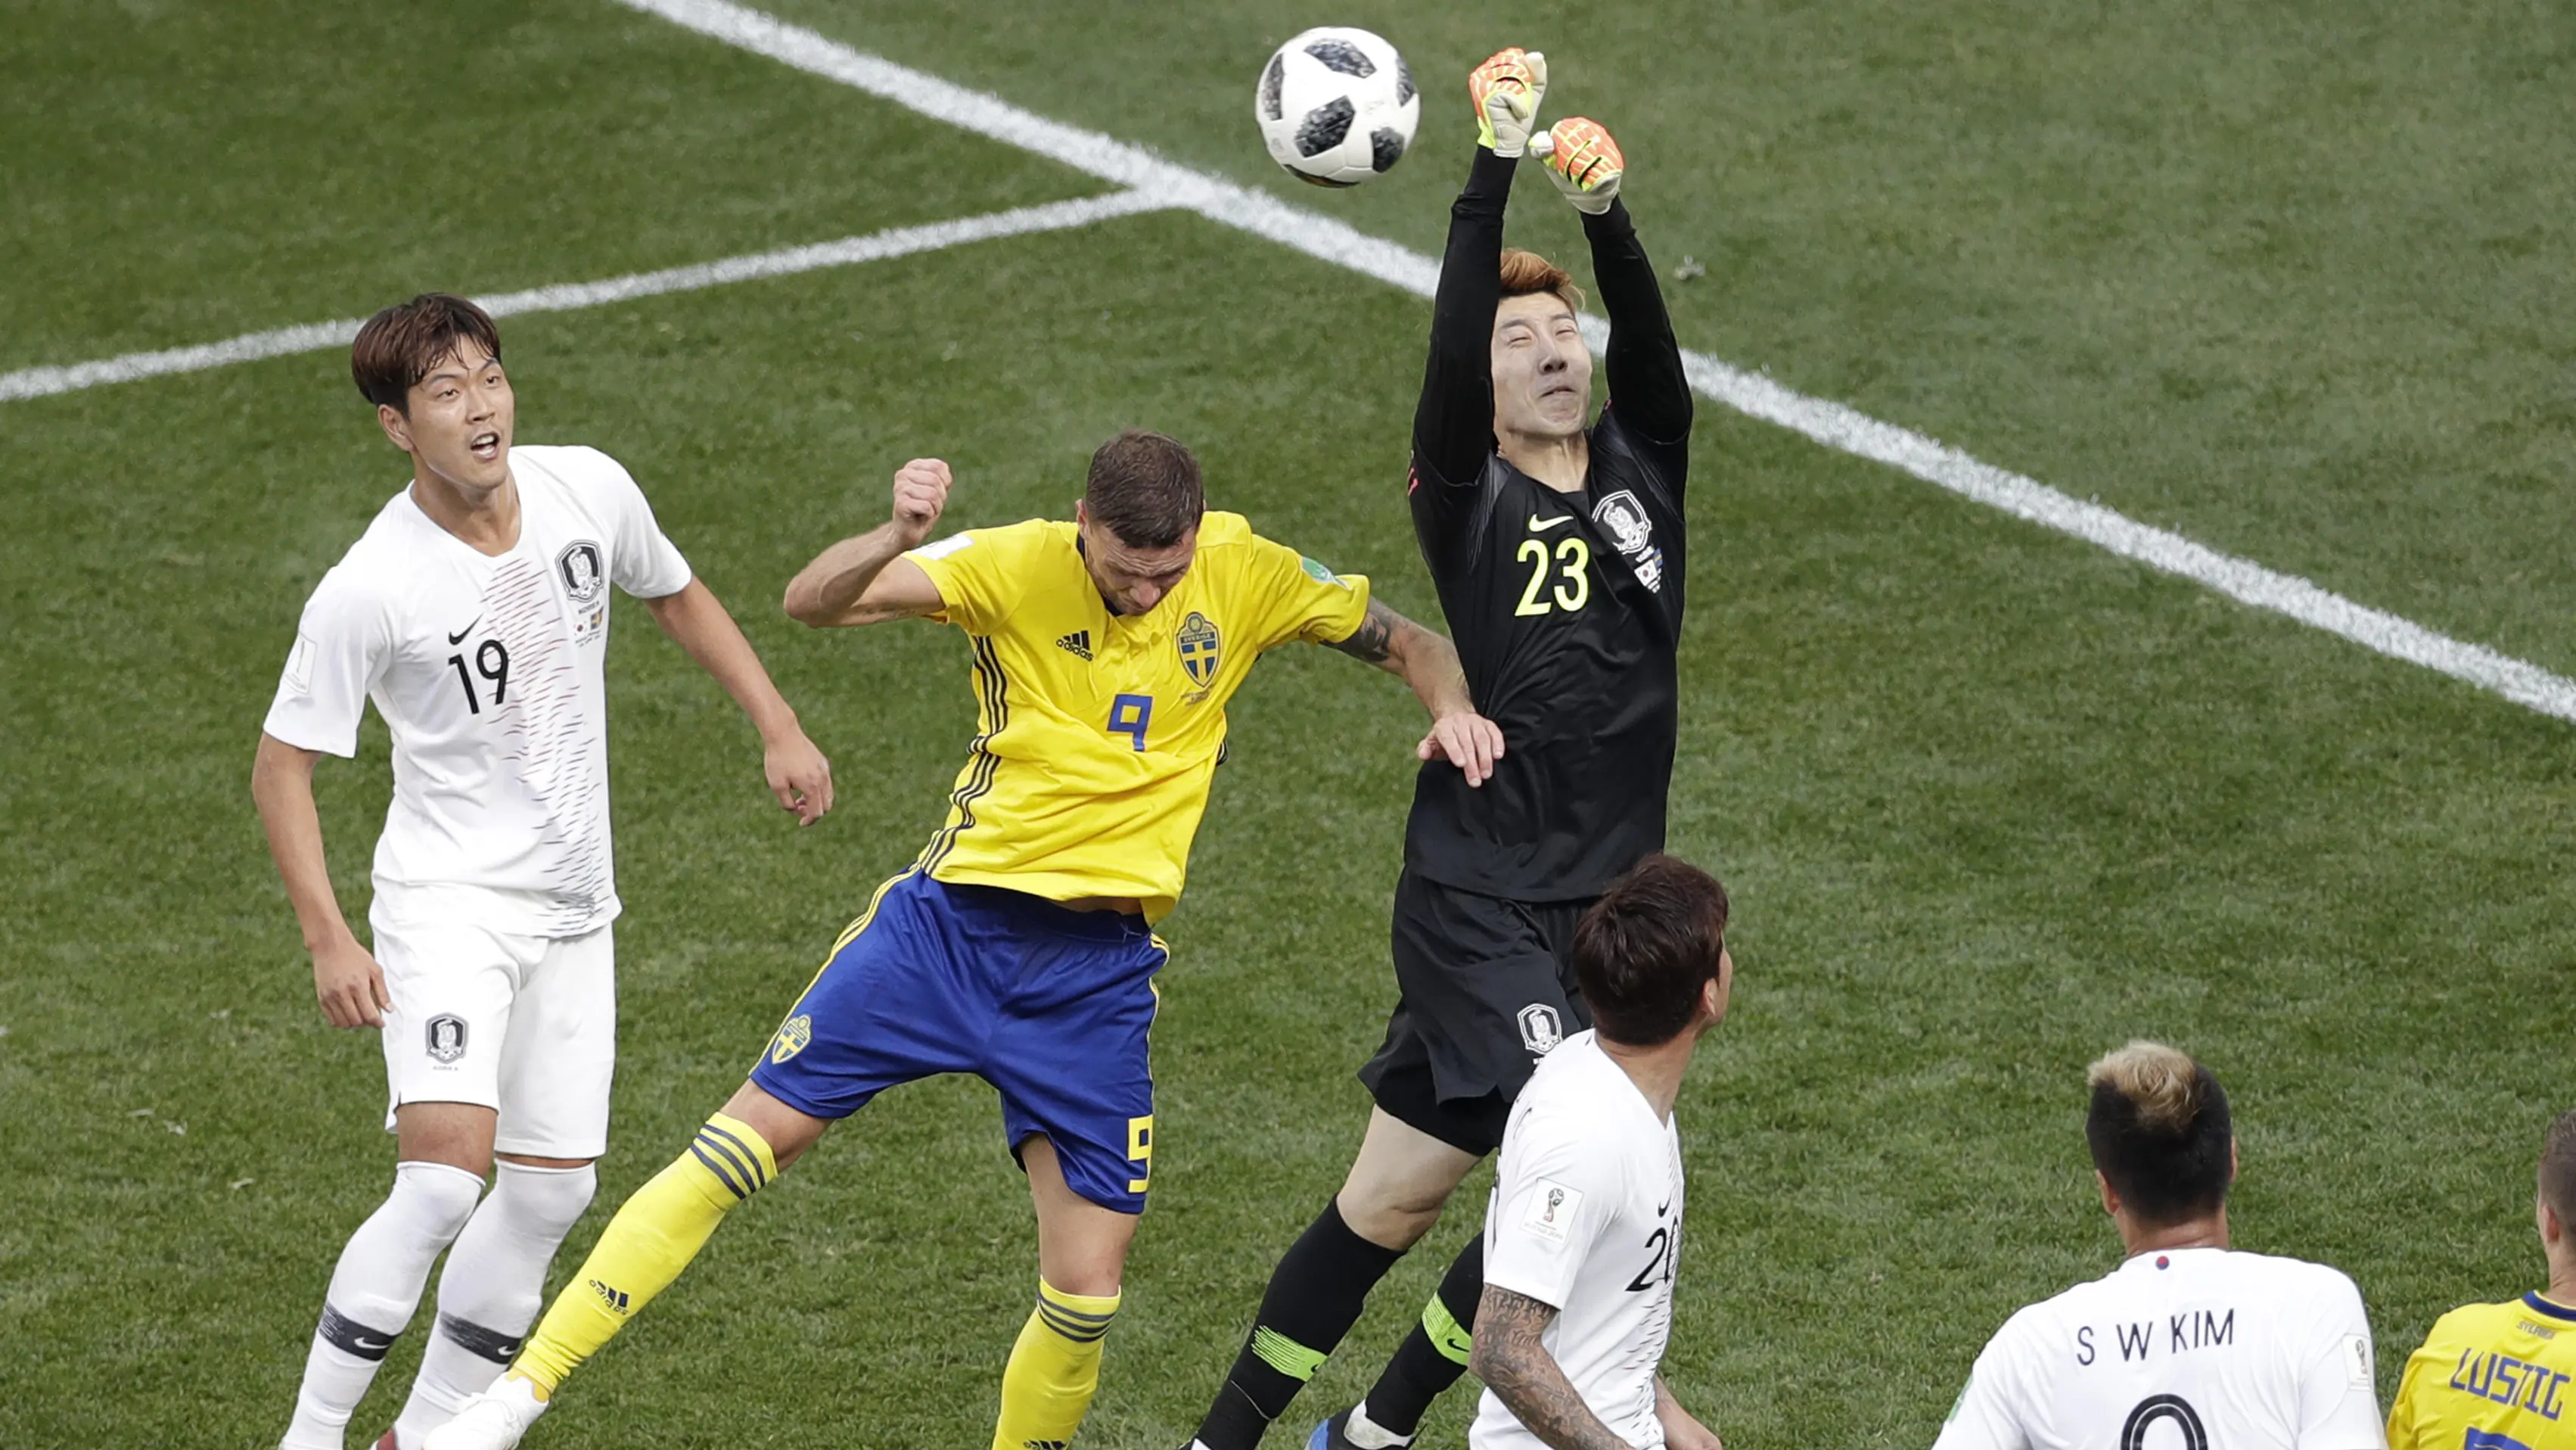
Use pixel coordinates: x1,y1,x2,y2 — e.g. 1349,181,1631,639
0,191,1164,405
615,0,2576,725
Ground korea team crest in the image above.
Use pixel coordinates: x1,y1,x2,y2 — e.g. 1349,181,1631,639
424,1013,469,1066
558,540,609,643
1590,490,1664,592
1176,611,1222,689
1517,1003,1563,1054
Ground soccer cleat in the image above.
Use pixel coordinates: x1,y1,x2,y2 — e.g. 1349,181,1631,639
1468,48,1547,157
1308,1406,1412,1450
418,1375,545,1450
1537,117,1625,214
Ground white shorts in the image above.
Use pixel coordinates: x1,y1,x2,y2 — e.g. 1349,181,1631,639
371,910,617,1159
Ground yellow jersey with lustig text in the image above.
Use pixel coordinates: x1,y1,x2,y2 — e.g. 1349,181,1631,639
2388,1293,2576,1450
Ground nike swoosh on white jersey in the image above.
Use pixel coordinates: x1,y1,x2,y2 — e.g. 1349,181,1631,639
1528,514,1574,531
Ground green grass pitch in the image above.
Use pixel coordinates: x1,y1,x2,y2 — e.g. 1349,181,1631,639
5,1,2575,1445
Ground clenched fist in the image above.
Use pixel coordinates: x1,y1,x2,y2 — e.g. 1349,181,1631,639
890,458,952,549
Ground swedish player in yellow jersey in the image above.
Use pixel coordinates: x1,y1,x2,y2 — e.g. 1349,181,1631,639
2388,1110,2576,1450
429,430,1503,1450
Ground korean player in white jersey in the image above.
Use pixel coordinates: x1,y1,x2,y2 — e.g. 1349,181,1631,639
250,294,833,1450
1934,1042,2385,1450
1468,855,1732,1450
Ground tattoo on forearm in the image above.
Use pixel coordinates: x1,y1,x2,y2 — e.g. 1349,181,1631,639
1328,599,1399,663
1475,1288,1634,1450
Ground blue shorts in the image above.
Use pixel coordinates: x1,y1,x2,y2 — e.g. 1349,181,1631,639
751,873,1167,1214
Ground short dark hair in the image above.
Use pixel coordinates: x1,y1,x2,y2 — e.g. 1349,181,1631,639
2540,1110,2576,1227
1084,429,1205,549
2084,1041,2233,1226
1572,854,1729,1047
351,293,502,413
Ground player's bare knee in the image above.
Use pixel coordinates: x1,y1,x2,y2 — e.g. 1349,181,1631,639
394,1101,501,1178
1335,1181,1446,1249
719,1079,827,1172
1033,1217,1135,1299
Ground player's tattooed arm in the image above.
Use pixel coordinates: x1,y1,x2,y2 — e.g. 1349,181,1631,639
1325,596,1403,664
1325,599,1504,786
1471,1287,1634,1450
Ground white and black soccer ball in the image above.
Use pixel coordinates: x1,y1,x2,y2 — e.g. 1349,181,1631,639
1254,27,1420,188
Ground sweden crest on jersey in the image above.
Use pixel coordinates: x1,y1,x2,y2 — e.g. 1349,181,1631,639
769,1013,813,1064
1176,611,1221,688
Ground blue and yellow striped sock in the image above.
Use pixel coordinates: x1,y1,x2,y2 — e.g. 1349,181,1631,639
992,1278,1121,1450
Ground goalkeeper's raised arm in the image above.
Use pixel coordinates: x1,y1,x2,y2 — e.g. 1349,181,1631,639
1545,117,1693,458
1412,47,1548,492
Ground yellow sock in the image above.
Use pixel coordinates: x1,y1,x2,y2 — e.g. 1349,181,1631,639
510,1113,776,1395
991,1279,1121,1450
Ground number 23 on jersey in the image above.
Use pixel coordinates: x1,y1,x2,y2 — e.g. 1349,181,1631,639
1516,535,1592,617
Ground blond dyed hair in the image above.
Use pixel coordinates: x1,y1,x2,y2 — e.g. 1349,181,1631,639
2084,1039,2233,1225
2087,1041,2205,1134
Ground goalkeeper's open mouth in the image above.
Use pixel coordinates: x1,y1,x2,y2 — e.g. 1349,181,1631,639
468,429,502,462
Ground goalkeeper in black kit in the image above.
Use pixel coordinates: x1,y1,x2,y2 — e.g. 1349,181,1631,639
1189,45,1695,1450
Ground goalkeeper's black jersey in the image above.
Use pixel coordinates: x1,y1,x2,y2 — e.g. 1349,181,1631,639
1400,147,1693,904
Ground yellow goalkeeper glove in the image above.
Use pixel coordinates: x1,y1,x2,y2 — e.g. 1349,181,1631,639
1469,47,1547,157
1535,117,1624,214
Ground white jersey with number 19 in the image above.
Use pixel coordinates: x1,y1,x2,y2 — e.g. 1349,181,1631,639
261,444,691,938
1934,1246,2386,1450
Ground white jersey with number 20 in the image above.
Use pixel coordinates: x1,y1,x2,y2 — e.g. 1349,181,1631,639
1934,1246,2386,1450
1471,1029,1685,1450
263,445,691,938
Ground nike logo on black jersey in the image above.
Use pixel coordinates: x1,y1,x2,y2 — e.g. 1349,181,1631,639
1055,630,1092,660
1527,513,1574,531
447,616,482,645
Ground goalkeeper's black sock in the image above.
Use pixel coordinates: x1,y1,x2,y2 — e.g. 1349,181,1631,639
1195,1199,1406,1450
1358,1236,1484,1439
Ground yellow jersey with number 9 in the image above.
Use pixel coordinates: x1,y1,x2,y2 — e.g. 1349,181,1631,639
2388,1293,2576,1450
899,512,1371,921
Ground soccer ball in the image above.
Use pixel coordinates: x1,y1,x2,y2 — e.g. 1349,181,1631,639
1254,27,1420,188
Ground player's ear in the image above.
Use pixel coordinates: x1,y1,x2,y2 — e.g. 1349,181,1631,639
378,402,415,454
2095,1170,2120,1218
2228,1135,2239,1182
